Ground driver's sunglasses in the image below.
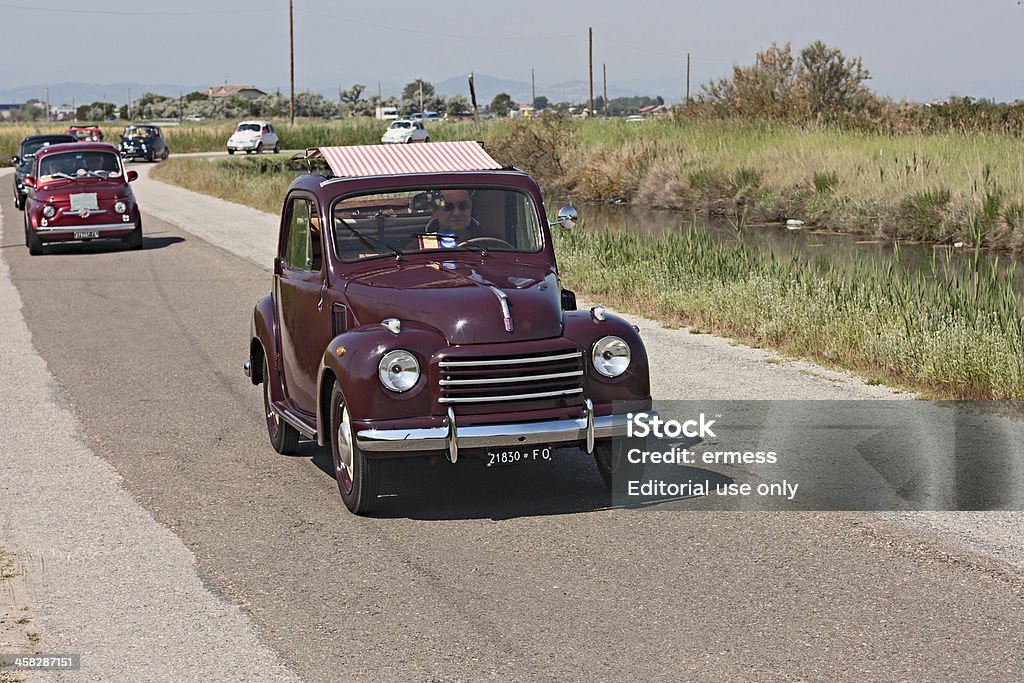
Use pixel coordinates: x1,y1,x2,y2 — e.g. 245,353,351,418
440,200,471,212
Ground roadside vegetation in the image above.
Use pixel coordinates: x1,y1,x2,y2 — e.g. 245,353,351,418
555,222,1024,400
151,155,1024,399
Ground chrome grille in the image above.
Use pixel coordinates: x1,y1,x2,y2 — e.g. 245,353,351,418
438,349,584,406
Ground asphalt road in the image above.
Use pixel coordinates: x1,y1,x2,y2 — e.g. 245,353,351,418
2,166,1024,681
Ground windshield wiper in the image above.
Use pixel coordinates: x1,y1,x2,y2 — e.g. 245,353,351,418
339,219,404,260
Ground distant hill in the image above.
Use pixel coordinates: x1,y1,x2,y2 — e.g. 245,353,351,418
0,82,210,106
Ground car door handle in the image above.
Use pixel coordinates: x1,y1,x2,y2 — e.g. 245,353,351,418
316,283,326,312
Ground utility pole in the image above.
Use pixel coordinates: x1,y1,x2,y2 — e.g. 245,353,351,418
45,87,50,122
127,87,131,121
531,68,535,107
602,63,608,116
686,52,691,103
72,96,76,122
377,82,382,101
418,81,423,114
588,27,594,118
289,0,295,123
468,72,479,121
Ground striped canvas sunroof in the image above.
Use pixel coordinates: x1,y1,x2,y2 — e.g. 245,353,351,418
315,141,502,178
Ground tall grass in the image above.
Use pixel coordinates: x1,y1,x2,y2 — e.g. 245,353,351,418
555,220,1024,399
150,157,302,214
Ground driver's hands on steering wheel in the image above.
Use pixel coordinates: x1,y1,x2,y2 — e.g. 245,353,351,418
456,236,514,249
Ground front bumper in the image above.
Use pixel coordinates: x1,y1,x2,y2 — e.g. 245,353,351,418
356,402,648,463
227,140,261,151
120,147,149,158
35,222,135,239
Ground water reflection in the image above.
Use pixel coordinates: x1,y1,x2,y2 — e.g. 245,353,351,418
578,203,1024,300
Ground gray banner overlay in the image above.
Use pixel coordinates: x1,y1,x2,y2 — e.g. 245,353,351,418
610,401,1024,510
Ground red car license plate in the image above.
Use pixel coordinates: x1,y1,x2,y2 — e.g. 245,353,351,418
485,447,553,467
74,231,99,239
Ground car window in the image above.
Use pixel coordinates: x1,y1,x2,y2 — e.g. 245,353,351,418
38,151,122,178
238,123,261,132
332,187,543,262
283,197,322,272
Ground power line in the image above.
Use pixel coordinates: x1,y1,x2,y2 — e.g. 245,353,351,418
0,3,278,15
296,7,584,41
603,37,735,63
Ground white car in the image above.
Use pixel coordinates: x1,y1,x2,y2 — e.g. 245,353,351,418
227,121,281,154
380,119,429,144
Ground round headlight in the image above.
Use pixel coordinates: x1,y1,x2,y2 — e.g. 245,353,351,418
42,204,56,218
378,350,420,393
114,201,127,214
592,336,631,378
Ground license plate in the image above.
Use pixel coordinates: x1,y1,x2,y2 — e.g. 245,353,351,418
74,230,99,239
485,447,553,467
69,193,99,212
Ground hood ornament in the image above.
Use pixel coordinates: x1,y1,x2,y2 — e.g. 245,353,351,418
489,286,513,333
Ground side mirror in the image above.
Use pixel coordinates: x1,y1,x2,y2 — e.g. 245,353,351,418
273,257,283,276
549,205,578,230
22,176,35,189
10,156,18,165
126,170,138,182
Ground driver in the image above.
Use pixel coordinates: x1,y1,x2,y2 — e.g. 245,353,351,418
426,189,482,243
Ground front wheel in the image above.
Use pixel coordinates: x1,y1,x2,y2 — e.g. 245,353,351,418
255,142,264,154
227,148,235,155
161,147,170,160
124,217,143,250
594,438,646,491
25,219,43,256
330,382,380,514
264,356,299,454
273,141,281,153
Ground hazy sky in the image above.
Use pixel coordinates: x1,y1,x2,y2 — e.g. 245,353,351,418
2,0,1022,102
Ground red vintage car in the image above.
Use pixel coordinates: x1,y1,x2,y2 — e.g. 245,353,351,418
22,142,142,255
65,125,104,142
245,141,652,514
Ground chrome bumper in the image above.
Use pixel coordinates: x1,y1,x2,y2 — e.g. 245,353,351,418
356,401,645,463
35,222,133,234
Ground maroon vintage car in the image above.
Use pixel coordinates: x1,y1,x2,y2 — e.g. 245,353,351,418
22,142,142,255
246,141,651,514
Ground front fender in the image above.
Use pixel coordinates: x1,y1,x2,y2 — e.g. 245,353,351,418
563,310,651,405
316,322,448,446
249,293,281,396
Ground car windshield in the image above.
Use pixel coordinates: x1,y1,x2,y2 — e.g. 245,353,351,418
332,187,543,262
237,123,261,132
123,126,154,137
38,151,122,179
390,121,411,129
21,138,71,157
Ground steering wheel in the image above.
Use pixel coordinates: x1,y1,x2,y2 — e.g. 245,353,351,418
457,236,514,249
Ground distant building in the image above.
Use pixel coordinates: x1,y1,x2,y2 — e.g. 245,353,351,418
51,104,75,121
205,85,266,100
509,105,535,118
0,103,21,120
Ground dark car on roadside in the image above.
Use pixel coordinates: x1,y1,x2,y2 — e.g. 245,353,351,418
245,141,652,514
119,124,169,162
22,142,142,255
11,133,78,209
